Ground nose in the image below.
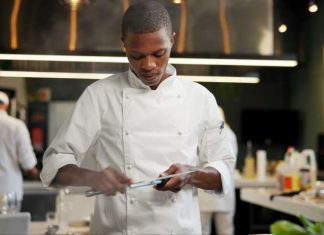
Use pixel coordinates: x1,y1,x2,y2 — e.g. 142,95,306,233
141,56,156,71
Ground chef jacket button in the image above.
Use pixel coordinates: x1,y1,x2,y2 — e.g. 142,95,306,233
178,132,182,136
125,130,130,135
126,164,132,170
177,94,181,98
125,95,129,99
130,196,135,204
171,197,176,203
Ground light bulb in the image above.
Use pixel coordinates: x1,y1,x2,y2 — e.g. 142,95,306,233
278,24,287,33
308,0,318,13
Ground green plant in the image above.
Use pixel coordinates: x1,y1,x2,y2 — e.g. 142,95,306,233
270,215,324,235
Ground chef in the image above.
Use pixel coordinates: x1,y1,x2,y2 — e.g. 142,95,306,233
0,91,39,212
40,1,235,234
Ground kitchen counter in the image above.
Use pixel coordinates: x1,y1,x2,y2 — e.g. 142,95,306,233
234,174,276,188
23,181,57,195
29,221,89,235
241,188,324,221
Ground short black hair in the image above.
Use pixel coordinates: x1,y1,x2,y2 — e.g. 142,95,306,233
121,0,172,38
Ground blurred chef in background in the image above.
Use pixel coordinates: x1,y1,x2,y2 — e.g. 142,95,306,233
0,91,39,211
199,106,238,235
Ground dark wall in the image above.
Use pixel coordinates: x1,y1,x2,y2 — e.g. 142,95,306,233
290,1,324,151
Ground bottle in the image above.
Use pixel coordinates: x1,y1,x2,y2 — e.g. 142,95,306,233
275,160,285,191
243,140,256,179
57,189,69,232
256,150,267,180
282,147,301,192
284,146,296,164
301,149,317,189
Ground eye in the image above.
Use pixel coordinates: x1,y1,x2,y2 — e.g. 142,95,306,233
154,50,166,57
130,54,144,60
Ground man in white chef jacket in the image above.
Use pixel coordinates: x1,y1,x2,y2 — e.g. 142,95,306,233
40,1,235,234
0,91,39,211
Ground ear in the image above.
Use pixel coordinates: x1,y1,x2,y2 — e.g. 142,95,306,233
120,37,126,52
170,32,176,45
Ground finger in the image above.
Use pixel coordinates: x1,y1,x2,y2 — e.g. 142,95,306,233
102,169,126,194
118,184,128,194
107,169,132,193
112,168,133,184
159,164,179,178
171,188,181,193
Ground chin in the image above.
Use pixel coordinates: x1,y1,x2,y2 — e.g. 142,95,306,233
142,78,161,87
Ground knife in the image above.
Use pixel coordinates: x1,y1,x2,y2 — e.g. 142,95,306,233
85,170,197,197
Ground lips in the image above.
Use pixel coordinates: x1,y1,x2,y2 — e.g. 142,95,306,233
141,74,157,81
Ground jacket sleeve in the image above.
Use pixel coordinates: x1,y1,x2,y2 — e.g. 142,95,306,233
198,93,236,196
16,121,37,170
40,87,101,186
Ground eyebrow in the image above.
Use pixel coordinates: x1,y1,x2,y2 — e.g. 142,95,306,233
129,48,167,55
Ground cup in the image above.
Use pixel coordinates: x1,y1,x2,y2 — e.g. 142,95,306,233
0,192,18,214
0,193,8,214
6,192,18,214
46,211,58,228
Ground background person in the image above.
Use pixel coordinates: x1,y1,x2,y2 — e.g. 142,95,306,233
199,106,238,235
0,91,39,212
40,1,235,234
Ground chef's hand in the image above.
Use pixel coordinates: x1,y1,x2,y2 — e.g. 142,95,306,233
154,164,222,192
154,164,197,193
87,166,132,196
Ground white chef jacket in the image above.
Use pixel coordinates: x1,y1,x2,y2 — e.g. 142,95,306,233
0,110,37,200
41,64,235,235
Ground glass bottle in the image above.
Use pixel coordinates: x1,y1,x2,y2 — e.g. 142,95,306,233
243,140,256,179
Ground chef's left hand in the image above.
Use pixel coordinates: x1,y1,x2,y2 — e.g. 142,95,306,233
154,164,222,193
154,163,197,193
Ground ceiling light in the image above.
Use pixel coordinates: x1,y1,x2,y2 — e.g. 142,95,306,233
173,0,182,4
0,54,298,67
171,57,296,67
0,71,112,79
278,24,287,33
0,71,259,83
308,0,318,13
178,75,259,83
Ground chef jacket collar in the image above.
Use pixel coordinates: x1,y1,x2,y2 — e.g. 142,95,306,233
127,64,177,91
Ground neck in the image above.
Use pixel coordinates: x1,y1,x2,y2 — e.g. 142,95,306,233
0,105,8,112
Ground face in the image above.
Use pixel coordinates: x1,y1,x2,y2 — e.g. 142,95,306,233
0,103,8,112
122,27,174,89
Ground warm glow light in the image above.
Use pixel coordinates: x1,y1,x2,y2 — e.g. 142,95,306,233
278,24,287,33
173,0,182,4
179,75,259,83
0,54,298,67
0,71,112,79
308,1,318,13
0,71,259,83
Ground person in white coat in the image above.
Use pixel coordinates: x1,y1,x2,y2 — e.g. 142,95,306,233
40,1,235,234
0,91,39,212
199,106,238,235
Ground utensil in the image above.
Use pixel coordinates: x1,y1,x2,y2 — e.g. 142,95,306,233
85,170,197,197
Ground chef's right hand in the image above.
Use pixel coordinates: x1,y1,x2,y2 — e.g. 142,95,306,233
87,166,132,196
